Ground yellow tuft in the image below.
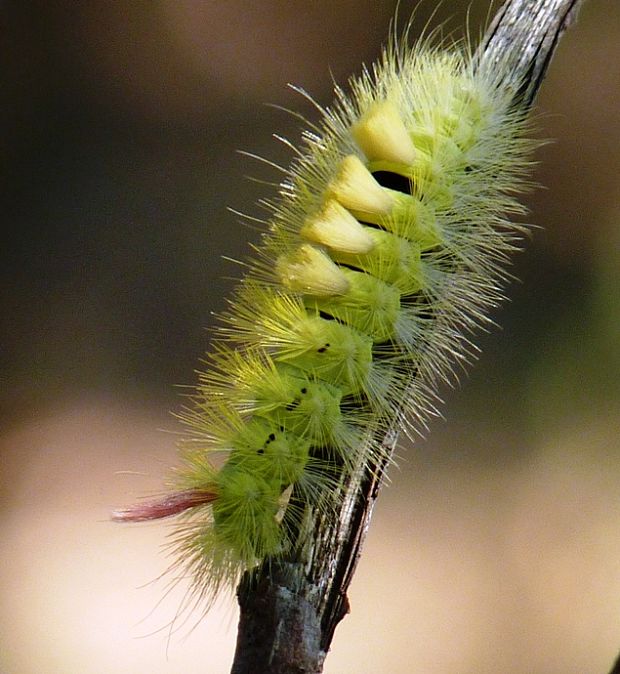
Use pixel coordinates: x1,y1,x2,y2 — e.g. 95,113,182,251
351,100,416,165
300,199,375,254
327,154,394,216
276,243,350,295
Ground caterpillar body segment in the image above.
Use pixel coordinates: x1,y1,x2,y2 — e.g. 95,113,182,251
114,36,536,603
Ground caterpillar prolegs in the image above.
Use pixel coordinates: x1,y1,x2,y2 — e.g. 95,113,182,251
113,31,537,604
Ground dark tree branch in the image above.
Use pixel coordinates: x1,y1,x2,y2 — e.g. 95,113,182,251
230,2,585,672
478,0,585,105
610,651,620,674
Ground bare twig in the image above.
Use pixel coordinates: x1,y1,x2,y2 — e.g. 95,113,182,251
229,2,585,672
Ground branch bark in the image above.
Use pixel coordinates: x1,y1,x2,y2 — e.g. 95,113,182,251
229,1,585,672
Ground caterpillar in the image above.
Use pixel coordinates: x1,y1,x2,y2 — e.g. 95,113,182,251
113,18,538,611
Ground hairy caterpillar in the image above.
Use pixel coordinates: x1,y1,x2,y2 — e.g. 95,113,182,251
113,18,538,612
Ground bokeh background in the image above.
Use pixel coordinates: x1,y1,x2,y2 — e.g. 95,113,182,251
2,1,619,672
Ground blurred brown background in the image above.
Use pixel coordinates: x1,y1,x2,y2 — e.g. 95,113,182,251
1,1,619,673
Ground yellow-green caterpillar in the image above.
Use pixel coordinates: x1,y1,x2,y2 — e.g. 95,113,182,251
113,25,537,607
